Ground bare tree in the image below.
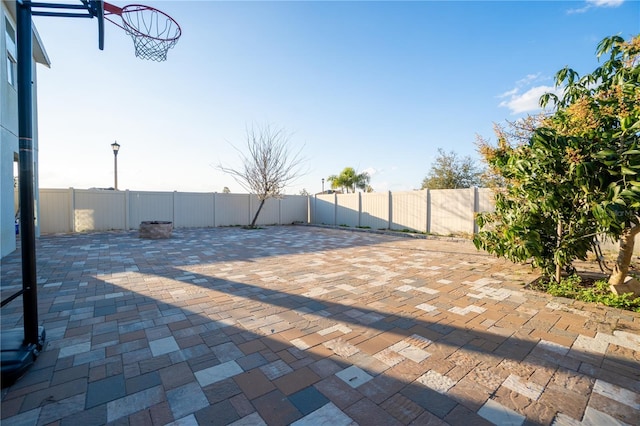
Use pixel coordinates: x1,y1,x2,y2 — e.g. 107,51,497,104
217,124,306,228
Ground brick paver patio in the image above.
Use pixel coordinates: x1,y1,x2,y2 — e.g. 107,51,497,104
1,226,639,425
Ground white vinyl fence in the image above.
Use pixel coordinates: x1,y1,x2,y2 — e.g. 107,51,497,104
310,188,495,235
39,189,309,234
34,187,637,254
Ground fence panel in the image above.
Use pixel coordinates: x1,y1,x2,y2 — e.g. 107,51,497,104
360,192,389,229
336,193,359,227
249,195,280,226
74,189,126,232
129,191,174,229
429,188,475,235
174,192,215,228
215,194,250,226
39,189,72,233
280,196,308,224
477,188,496,214
313,195,336,225
390,191,427,232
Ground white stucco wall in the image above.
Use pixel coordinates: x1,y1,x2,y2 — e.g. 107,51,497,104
1,2,49,258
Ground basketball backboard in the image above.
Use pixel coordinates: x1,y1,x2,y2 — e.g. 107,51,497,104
30,1,105,49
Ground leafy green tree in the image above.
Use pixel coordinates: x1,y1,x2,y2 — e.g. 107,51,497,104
217,124,306,228
475,34,640,286
299,188,310,196
327,167,371,193
222,186,231,194
421,148,484,189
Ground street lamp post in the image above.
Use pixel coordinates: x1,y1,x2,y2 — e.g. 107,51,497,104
111,141,120,190
322,178,325,193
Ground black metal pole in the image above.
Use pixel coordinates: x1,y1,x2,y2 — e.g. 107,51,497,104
114,151,118,190
17,0,40,348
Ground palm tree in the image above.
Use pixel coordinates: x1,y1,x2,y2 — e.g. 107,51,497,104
327,167,371,193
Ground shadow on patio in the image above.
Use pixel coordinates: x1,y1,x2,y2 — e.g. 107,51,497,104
1,226,639,425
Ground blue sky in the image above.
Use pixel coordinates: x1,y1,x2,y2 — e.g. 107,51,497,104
32,0,639,194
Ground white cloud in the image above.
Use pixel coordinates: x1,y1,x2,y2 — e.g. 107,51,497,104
587,0,624,7
568,0,623,14
498,85,558,114
363,167,378,176
498,87,519,98
497,73,559,114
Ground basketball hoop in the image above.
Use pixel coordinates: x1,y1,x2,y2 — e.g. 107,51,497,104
103,2,181,62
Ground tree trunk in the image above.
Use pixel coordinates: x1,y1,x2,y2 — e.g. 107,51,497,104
250,199,266,228
555,219,562,283
608,224,640,286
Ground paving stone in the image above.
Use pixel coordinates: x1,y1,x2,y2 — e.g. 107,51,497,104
291,402,354,426
38,393,86,425
445,403,495,425
194,399,241,425
168,382,210,419
229,393,255,417
358,374,405,404
21,378,88,411
416,370,456,394
537,383,589,421
400,383,457,419
274,367,321,395
314,376,364,409
592,379,640,410
335,365,373,388
228,412,268,426
344,397,403,426
159,362,196,390
233,368,276,400
165,414,199,426
86,374,127,409
236,352,269,370
408,410,449,426
447,376,492,412
252,389,302,426
195,360,243,387
260,359,294,380
502,374,544,401
477,398,526,426
106,385,164,423
581,406,634,426
149,336,180,357
50,364,89,386
202,377,242,404
58,404,108,426
380,393,424,424
212,342,245,362
125,371,162,394
289,386,330,415
586,392,640,425
308,358,343,378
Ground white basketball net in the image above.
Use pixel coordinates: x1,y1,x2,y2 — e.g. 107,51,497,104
120,5,181,62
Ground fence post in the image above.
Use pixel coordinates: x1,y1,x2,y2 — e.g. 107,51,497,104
213,193,217,227
358,192,362,227
388,190,392,230
172,191,177,227
68,187,75,233
473,187,479,234
124,190,130,230
333,193,338,226
426,189,431,234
